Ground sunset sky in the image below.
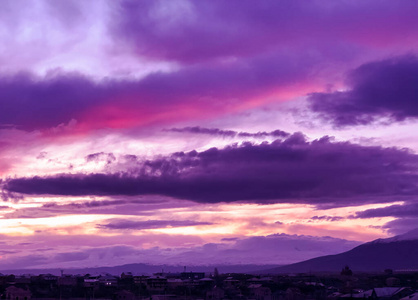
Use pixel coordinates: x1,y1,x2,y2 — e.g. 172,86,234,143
1,0,418,270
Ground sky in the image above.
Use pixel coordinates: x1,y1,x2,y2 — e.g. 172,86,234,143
1,0,418,271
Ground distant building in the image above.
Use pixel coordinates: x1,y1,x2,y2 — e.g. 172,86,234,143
84,276,100,288
167,278,183,289
146,276,167,292
58,275,77,286
223,277,240,289
180,272,205,280
99,274,118,286
5,286,31,300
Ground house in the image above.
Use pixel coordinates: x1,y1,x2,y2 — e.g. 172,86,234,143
57,275,77,286
180,272,205,280
400,292,418,300
84,276,100,288
99,274,118,287
370,287,414,299
5,286,31,300
340,287,414,299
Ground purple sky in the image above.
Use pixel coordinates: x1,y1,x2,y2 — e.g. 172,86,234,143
0,0,418,270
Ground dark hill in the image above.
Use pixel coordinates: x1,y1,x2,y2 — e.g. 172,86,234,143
260,238,418,274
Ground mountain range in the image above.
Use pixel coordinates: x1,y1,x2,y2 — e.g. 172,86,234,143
260,228,418,274
2,229,418,276
0,263,281,276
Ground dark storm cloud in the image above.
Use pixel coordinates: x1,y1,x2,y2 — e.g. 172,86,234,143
4,134,418,206
310,55,418,126
167,127,289,138
97,219,213,230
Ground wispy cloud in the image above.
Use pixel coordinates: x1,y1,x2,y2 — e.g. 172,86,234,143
97,219,213,230
167,127,289,138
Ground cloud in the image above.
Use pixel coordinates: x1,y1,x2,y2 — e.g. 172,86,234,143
309,55,418,126
112,0,418,64
382,218,418,235
54,251,90,262
311,215,344,222
86,152,116,164
167,127,289,138
354,203,418,219
1,198,188,219
97,219,213,230
0,73,105,130
2,1,418,134
0,51,315,133
3,1,418,135
1,190,24,202
221,237,239,242
5,133,418,206
352,202,418,235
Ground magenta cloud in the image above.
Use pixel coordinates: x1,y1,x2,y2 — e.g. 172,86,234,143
1,0,417,134
0,51,314,132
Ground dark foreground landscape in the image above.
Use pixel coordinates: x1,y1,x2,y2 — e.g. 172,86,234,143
1,268,418,300
2,229,418,299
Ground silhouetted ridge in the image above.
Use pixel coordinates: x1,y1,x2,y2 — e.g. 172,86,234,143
260,229,418,274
